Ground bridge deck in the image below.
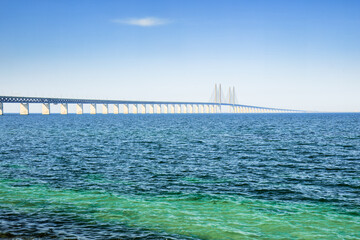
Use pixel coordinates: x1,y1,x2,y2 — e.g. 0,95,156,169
0,96,301,112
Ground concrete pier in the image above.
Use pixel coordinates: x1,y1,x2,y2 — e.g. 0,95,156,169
141,104,146,114
90,104,96,114
163,104,168,114
149,104,154,114
188,104,193,114
170,104,175,114
76,103,83,114
194,105,199,113
182,104,187,114
114,104,119,114
210,105,214,113
42,103,50,115
0,103,2,115
133,104,138,114
156,104,161,114
176,104,181,114
102,104,108,114
60,103,68,115
20,103,29,115
123,104,129,114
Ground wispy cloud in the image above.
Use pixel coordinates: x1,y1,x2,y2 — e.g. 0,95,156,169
112,17,170,27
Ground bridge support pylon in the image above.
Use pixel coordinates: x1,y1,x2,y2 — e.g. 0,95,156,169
194,105,199,113
141,104,146,114
133,104,138,114
175,104,181,114
42,103,50,115
102,104,108,114
0,102,3,115
20,103,29,115
156,104,161,114
163,104,168,114
76,104,83,114
123,104,129,114
90,104,96,114
188,104,193,114
114,104,119,114
170,104,175,114
210,105,214,113
60,103,68,115
182,104,187,113
149,104,154,114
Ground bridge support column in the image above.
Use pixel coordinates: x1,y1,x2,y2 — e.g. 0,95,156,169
182,104,187,113
149,104,154,114
60,103,68,115
114,104,119,114
204,105,209,113
170,104,175,114
133,104,138,114
208,105,212,113
175,104,181,114
0,103,2,115
194,105,199,114
42,103,50,115
123,104,129,114
163,104,168,114
156,104,161,114
76,104,83,114
102,104,108,114
90,104,96,114
199,105,204,113
20,103,29,115
141,104,146,114
188,104,193,114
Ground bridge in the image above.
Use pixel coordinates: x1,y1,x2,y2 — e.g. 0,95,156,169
0,84,304,115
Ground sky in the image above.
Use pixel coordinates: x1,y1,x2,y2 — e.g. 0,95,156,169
1,0,360,112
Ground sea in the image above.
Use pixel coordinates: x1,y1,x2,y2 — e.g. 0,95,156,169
0,113,359,239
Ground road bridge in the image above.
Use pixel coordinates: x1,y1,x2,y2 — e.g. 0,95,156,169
0,85,304,115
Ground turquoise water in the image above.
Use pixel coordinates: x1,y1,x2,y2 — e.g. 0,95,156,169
0,114,359,239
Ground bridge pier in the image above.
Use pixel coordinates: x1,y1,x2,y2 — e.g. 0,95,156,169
181,104,186,113
90,104,96,114
141,104,146,114
149,104,154,114
76,104,83,114
194,105,199,114
163,104,168,114
132,104,138,114
175,104,181,114
123,104,129,114
170,104,175,114
20,103,29,115
102,104,108,114
188,104,193,114
60,103,68,115
42,103,50,115
156,104,161,114
0,102,2,115
114,104,119,114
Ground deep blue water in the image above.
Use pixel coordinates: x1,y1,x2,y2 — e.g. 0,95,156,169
0,113,359,239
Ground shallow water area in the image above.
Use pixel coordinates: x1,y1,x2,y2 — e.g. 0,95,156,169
0,113,359,239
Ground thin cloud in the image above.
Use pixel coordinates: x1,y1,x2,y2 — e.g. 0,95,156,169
112,17,170,27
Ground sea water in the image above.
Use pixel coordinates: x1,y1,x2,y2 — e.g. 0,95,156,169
0,113,359,239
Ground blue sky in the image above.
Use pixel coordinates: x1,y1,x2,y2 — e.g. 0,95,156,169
1,0,360,112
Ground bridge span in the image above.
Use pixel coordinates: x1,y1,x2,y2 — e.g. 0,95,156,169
0,85,304,115
0,96,303,115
